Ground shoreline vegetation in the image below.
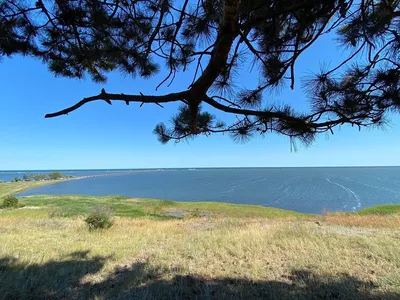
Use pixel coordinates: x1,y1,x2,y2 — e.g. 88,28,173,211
0,182,399,299
3,169,163,183
10,172,73,182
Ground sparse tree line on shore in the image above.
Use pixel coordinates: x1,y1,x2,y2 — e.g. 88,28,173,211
11,172,72,182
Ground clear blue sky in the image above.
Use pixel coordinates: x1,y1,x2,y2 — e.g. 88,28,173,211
1,34,399,170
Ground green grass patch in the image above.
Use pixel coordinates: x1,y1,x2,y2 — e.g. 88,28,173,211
357,204,400,215
11,195,306,220
0,180,66,198
155,200,308,218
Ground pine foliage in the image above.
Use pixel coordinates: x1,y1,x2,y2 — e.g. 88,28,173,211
1,0,399,144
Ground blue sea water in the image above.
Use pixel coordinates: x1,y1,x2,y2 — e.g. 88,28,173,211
7,167,400,214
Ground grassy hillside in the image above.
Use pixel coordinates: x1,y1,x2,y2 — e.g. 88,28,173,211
1,181,400,299
4,194,305,219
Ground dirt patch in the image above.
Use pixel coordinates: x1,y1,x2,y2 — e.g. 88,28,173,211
163,210,213,221
19,206,41,210
165,211,185,218
126,198,142,203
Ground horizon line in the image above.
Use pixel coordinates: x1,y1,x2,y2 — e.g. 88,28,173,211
1,165,400,172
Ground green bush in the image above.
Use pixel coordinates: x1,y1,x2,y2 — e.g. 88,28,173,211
190,208,202,218
85,206,114,230
20,172,67,181
1,196,19,208
48,172,64,180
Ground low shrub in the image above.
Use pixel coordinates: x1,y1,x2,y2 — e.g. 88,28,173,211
85,206,114,230
1,196,19,208
48,172,64,180
189,208,202,218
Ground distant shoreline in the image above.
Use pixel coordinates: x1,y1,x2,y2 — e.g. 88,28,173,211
1,165,400,173
0,169,168,183
69,169,167,180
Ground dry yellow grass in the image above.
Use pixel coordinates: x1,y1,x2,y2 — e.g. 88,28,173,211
321,213,400,228
1,214,399,299
1,182,399,299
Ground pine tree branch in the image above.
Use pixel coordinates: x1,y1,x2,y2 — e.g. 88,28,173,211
45,90,188,118
190,0,241,95
145,0,168,57
238,29,271,73
242,0,323,28
211,95,242,108
203,95,306,124
3,4,40,18
156,0,189,90
3,0,398,144
203,95,354,131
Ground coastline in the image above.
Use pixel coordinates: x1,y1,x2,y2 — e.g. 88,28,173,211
0,169,168,184
0,169,167,198
2,169,400,215
69,168,166,180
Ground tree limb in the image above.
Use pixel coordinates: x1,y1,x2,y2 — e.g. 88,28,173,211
45,90,188,118
190,0,241,95
203,95,352,131
203,95,307,124
145,0,168,57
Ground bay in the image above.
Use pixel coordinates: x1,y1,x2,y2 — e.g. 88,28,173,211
11,167,400,214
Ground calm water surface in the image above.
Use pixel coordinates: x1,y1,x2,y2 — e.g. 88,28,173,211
12,167,400,214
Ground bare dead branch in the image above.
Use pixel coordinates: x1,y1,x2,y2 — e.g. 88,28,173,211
45,90,188,118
